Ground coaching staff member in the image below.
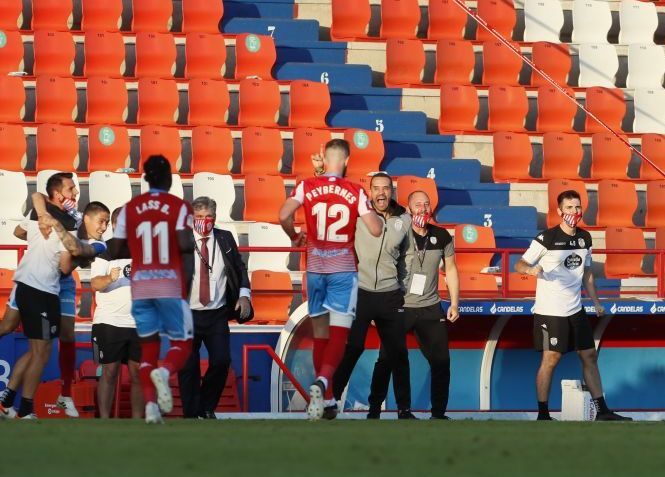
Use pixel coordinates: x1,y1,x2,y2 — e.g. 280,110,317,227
330,172,414,419
515,190,631,421
369,190,460,420
178,197,253,419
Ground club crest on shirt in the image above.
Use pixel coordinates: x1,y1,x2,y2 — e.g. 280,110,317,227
578,238,586,248
394,219,403,231
430,236,437,245
550,337,558,346
564,253,583,270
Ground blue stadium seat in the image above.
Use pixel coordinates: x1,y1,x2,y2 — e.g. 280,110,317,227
329,87,402,114
436,205,538,232
328,111,427,135
382,134,455,162
276,42,348,66
224,18,319,42
383,158,481,185
223,0,295,21
439,183,510,206
276,63,372,89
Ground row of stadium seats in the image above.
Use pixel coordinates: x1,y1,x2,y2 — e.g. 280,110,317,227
385,40,665,90
330,0,659,44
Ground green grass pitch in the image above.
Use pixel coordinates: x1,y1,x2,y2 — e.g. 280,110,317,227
0,420,660,477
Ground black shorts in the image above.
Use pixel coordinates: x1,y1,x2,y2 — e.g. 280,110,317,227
15,282,61,340
92,323,141,364
533,309,595,354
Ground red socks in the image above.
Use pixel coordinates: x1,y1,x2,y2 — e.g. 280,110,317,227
59,341,76,397
318,326,349,399
312,337,328,375
139,340,160,404
162,340,192,375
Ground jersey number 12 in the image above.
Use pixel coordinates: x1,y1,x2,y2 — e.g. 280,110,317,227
312,202,350,243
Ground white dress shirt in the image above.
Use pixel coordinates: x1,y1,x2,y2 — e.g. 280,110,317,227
189,230,251,311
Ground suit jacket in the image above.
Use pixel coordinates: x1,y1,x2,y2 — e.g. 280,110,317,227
211,228,254,323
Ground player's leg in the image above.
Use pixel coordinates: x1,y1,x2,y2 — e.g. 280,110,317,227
198,316,231,418
56,315,79,417
306,272,329,378
332,289,374,404
18,339,53,417
131,298,163,424
571,312,631,421
97,360,120,419
126,329,144,419
0,350,30,418
0,287,21,338
533,314,566,420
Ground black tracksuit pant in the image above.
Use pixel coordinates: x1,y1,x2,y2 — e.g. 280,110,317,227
178,307,232,418
332,288,411,410
369,303,450,416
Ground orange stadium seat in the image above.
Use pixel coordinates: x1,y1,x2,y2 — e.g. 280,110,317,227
597,180,637,227
508,272,536,295
428,0,467,40
396,176,438,210
347,174,372,195
380,0,420,39
87,124,131,171
250,270,293,324
0,0,23,30
291,128,332,177
36,123,79,171
86,76,128,124
604,227,647,278
492,131,533,182
547,179,589,227
0,269,15,310
185,33,227,79
385,39,425,88
132,0,173,33
0,123,27,170
182,0,224,34
139,125,181,171
459,273,499,297
35,75,77,123
32,0,73,31
190,126,234,174
244,174,285,222
331,0,370,41
33,30,75,76
241,126,283,175
135,32,176,78
476,0,516,42
288,80,330,128
482,40,522,86
454,224,496,273
591,132,631,180
81,0,123,31
235,33,276,80
0,30,24,74
188,78,230,127
137,78,179,125
584,87,626,133
439,84,479,132
531,42,571,87
640,134,665,181
238,78,280,127
83,31,126,77
488,85,527,132
434,39,474,85
0,75,24,122
344,129,384,176
536,86,576,133
646,181,665,228
542,132,583,180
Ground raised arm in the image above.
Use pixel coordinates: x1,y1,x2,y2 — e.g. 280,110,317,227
44,214,103,258
360,211,383,238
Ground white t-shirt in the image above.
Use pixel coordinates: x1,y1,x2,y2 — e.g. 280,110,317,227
521,226,593,317
91,254,135,328
14,220,67,295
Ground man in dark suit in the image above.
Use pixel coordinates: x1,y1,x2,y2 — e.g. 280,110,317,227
178,196,253,419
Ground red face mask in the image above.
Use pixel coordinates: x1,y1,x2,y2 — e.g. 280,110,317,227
61,197,77,212
412,212,431,229
561,212,583,228
194,217,214,236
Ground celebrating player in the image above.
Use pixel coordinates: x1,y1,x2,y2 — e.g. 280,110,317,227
110,155,195,424
515,190,631,421
279,139,383,420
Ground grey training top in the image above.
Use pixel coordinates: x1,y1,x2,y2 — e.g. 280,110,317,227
403,224,455,308
355,202,411,292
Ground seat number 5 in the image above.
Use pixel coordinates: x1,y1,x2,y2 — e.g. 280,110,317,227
312,203,350,242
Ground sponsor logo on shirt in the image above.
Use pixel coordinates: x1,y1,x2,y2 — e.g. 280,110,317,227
310,248,350,258
123,264,132,278
564,253,583,270
134,269,178,280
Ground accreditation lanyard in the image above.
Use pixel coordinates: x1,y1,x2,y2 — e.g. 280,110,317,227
414,231,429,269
194,236,216,274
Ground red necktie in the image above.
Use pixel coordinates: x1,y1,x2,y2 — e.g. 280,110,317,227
199,237,210,306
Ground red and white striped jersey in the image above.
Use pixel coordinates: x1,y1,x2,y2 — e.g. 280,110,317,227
292,175,372,273
114,191,193,300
